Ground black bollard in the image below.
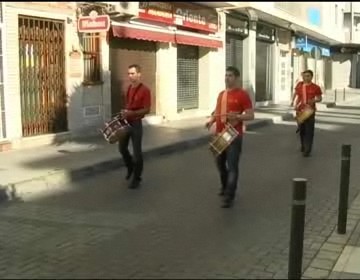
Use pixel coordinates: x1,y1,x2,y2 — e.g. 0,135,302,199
288,178,307,280
337,144,352,235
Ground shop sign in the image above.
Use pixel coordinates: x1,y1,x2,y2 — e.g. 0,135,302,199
226,16,248,36
256,23,275,42
78,11,110,33
138,2,218,33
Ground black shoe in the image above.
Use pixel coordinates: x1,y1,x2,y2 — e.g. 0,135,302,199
300,146,304,153
125,167,133,180
303,151,311,157
221,198,234,208
128,179,141,189
218,189,225,196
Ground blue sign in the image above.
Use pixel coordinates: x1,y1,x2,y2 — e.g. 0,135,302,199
307,8,321,27
320,47,330,57
295,36,330,57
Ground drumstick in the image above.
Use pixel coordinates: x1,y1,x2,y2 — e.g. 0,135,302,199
205,112,241,118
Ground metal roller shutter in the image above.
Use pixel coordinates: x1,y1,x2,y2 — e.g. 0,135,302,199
256,40,272,101
109,38,156,115
225,34,243,86
177,44,199,112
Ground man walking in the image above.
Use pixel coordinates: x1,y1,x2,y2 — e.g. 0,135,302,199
206,66,254,208
290,69,322,157
119,64,151,189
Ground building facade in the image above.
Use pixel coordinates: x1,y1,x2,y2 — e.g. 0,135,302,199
1,2,359,151
0,2,226,151
220,2,346,105
108,2,225,121
1,2,111,150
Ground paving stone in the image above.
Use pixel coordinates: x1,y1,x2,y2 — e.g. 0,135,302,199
321,243,345,253
0,122,360,279
316,250,341,261
303,267,331,279
310,258,337,270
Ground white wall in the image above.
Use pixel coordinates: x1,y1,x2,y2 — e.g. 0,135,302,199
156,42,177,120
3,2,112,147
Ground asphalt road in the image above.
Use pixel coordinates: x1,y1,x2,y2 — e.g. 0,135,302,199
1,115,360,279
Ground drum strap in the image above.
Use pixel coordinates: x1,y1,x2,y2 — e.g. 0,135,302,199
302,83,307,105
126,83,143,110
220,90,228,124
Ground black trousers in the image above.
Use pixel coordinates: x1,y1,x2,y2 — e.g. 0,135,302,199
216,136,243,200
118,120,143,181
299,113,315,154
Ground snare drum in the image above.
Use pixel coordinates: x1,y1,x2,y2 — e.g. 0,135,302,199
209,124,239,156
296,106,314,124
101,116,130,144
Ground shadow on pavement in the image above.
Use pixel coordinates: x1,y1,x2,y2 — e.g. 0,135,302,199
1,122,360,279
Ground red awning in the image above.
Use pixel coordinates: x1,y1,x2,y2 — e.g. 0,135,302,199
175,33,223,48
111,25,175,43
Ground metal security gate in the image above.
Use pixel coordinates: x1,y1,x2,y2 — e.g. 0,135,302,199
109,38,156,115
256,40,273,102
19,15,67,137
226,34,243,86
177,45,199,112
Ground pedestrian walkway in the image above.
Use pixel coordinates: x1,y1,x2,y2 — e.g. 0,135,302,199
0,110,293,203
1,94,359,204
303,192,360,279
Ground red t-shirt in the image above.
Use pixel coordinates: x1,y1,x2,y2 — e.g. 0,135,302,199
125,83,151,122
294,82,322,112
215,88,253,136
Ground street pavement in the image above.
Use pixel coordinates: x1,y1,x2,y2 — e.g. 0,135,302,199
1,111,360,279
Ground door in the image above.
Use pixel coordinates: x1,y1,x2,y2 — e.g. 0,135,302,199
19,15,67,137
256,40,273,102
226,34,243,86
177,44,199,112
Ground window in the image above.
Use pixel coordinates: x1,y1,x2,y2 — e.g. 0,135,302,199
82,33,102,85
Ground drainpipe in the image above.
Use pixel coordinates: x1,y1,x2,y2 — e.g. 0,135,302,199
350,2,353,42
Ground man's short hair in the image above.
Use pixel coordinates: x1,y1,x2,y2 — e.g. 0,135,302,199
128,64,141,73
302,69,313,77
226,66,240,77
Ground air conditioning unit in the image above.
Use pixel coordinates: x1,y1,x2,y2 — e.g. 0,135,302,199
103,2,139,20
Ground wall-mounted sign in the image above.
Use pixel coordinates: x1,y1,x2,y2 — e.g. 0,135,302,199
138,2,174,25
295,36,330,57
226,15,248,36
69,51,82,78
78,10,110,33
256,23,275,42
138,2,218,33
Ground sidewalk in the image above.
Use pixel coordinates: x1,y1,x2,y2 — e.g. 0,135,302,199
1,91,360,204
303,192,360,279
0,110,293,203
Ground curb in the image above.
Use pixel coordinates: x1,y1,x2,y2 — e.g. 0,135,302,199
0,114,291,204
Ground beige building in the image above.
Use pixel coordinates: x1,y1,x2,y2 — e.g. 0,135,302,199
203,2,346,105
0,2,226,151
1,2,111,150
0,2,359,151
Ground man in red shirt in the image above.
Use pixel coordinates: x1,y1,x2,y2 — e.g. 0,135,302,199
119,64,151,189
290,69,322,157
206,66,254,208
